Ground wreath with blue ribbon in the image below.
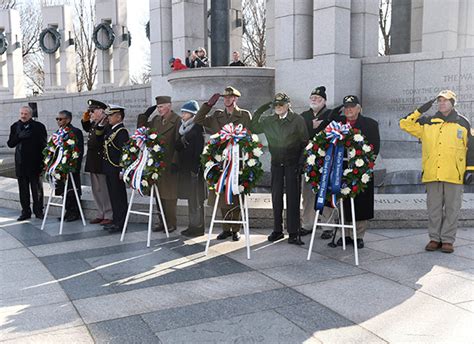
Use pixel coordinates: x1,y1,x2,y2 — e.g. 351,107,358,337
201,123,264,204
43,127,80,182
120,127,166,195
39,27,61,54
0,32,8,55
304,121,377,210
92,23,115,50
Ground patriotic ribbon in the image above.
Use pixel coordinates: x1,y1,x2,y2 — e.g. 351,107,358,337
130,126,148,149
211,123,247,204
46,128,68,185
315,121,351,210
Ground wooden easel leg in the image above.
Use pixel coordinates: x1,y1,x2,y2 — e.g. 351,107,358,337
69,173,86,226
41,184,54,230
147,186,155,247
307,209,320,261
205,193,220,256
59,176,69,235
120,189,136,242
239,194,251,260
154,185,169,238
340,198,346,250
350,197,359,266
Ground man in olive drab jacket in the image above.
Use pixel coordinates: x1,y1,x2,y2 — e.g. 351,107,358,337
96,105,130,233
138,96,180,233
300,86,342,239
81,99,113,225
251,93,309,245
194,86,252,241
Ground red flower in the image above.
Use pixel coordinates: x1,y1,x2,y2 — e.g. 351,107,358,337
368,162,375,168
353,168,359,175
313,144,319,150
345,141,351,147
353,128,359,134
310,170,317,177
243,181,249,188
258,143,263,148
248,153,254,158
356,150,362,156
311,181,317,187
352,185,358,192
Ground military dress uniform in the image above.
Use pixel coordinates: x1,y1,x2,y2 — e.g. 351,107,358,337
194,86,252,237
96,105,129,232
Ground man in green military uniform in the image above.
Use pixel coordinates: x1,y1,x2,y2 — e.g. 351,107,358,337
194,86,252,241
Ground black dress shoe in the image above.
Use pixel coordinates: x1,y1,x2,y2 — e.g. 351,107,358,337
356,238,364,249
217,231,232,240
65,215,80,222
336,236,353,246
232,232,241,241
108,224,121,233
181,227,205,237
104,223,116,230
17,213,31,221
167,226,176,233
320,230,333,240
35,212,44,220
288,236,304,245
267,231,284,242
299,228,312,236
152,223,165,232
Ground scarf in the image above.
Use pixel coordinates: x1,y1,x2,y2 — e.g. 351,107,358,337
179,117,195,136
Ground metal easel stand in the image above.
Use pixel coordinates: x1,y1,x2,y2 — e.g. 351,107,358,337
204,192,251,259
307,197,359,265
41,172,86,235
120,184,169,248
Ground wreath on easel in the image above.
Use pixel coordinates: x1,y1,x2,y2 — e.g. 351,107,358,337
43,127,80,182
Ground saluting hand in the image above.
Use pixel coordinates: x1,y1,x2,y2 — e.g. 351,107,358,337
417,98,436,113
207,93,221,107
254,101,272,116
143,105,157,118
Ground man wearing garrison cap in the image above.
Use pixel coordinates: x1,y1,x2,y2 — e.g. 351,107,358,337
138,96,180,233
194,86,252,242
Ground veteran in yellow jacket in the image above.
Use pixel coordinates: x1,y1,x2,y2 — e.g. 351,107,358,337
400,90,474,253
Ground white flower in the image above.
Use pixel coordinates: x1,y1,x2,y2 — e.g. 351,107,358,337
54,173,61,180
49,146,55,152
361,173,370,184
362,144,371,153
210,133,220,139
305,175,310,182
45,157,50,164
122,154,128,161
252,147,263,157
202,145,209,154
239,185,245,193
152,145,160,152
149,133,157,140
72,152,79,159
348,149,356,159
317,148,326,157
305,142,313,150
239,171,243,175
61,157,67,164
343,168,352,176
152,173,159,180
215,154,222,162
341,187,350,195
141,180,148,187
251,134,259,142
307,155,316,166
66,139,74,145
355,159,364,167
147,158,154,166
205,161,214,169
354,134,364,142
319,167,323,173
247,159,256,167
130,147,137,153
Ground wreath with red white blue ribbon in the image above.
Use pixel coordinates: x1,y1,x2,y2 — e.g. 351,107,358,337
201,123,264,204
121,127,166,195
304,121,377,210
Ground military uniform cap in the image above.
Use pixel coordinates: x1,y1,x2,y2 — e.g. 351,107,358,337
273,92,290,105
343,95,360,106
222,86,241,97
105,104,126,115
155,96,172,105
88,99,107,110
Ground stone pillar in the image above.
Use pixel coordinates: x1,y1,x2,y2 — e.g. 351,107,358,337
350,0,379,57
274,0,312,61
410,0,423,52
150,0,173,97
266,0,275,67
172,0,205,62
95,0,129,88
229,0,243,60
0,9,25,99
313,0,350,57
210,0,229,66
390,0,412,54
422,0,460,52
457,0,474,49
42,5,77,93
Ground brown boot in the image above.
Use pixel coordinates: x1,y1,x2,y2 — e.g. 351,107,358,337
441,243,454,253
425,240,442,251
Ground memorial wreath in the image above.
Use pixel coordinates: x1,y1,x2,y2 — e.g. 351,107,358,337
304,121,376,210
43,127,80,182
39,27,61,54
201,123,264,204
121,127,166,195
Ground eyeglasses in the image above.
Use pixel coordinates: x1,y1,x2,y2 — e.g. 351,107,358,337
56,117,67,121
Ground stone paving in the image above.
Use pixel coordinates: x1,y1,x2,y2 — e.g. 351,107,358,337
0,207,473,343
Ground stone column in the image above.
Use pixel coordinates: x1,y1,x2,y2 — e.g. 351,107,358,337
457,0,474,49
389,0,412,54
0,9,25,99
150,0,173,96
422,0,460,52
210,0,229,66
95,0,129,88
350,0,379,57
172,0,205,62
42,5,77,93
274,0,312,61
229,0,243,60
410,0,423,52
266,0,275,67
313,0,350,57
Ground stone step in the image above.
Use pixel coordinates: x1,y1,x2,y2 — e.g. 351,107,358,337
0,176,472,229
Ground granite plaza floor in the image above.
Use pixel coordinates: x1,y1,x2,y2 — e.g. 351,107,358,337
0,206,473,343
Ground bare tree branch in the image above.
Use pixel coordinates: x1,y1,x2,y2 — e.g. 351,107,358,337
242,0,266,66
379,0,391,56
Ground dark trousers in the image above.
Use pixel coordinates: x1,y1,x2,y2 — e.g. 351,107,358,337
105,173,128,227
271,163,301,235
18,175,43,215
187,173,205,229
154,197,177,228
55,172,81,217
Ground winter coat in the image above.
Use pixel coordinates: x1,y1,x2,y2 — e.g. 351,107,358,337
194,103,252,134
82,119,103,173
